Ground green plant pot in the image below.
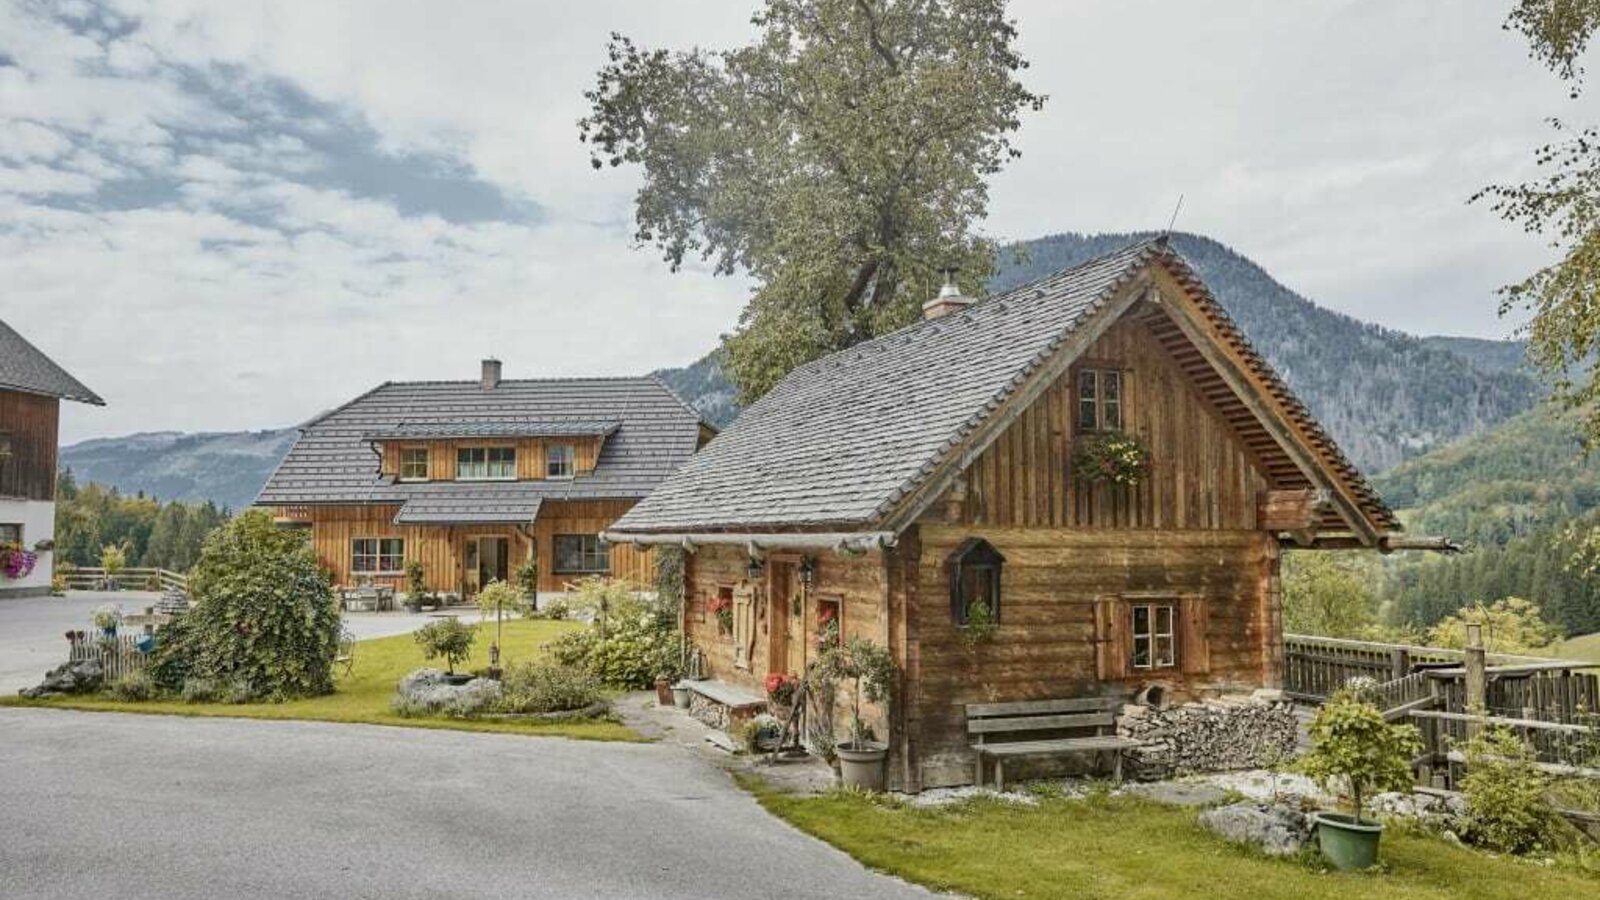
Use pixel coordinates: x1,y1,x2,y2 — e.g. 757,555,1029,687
1313,812,1383,871
836,741,888,792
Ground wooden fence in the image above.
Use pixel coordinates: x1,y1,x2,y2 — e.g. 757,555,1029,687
1282,633,1577,702
61,566,188,594
68,632,149,680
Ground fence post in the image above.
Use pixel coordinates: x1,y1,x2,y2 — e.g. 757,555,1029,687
1390,647,1410,681
1464,622,1487,739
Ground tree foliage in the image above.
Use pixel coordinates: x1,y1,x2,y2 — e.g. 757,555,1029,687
54,469,229,572
581,0,1043,401
1299,689,1424,823
152,510,339,700
1426,597,1562,653
1281,552,1382,639
1460,727,1565,854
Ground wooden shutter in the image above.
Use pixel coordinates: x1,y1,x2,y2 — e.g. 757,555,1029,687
1093,596,1130,680
1179,595,1211,675
733,585,756,670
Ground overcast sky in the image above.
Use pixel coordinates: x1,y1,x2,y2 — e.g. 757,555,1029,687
1,1,1589,443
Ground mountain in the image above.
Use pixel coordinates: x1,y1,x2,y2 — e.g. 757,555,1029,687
60,429,298,512
656,232,1541,470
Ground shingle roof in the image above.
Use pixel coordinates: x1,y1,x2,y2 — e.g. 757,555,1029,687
611,239,1397,535
394,487,543,525
364,420,621,441
256,376,702,513
0,319,103,405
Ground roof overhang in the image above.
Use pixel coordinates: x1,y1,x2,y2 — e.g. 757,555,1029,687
600,529,896,555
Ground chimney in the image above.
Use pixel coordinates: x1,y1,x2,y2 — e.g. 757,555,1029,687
922,268,974,320
480,358,502,390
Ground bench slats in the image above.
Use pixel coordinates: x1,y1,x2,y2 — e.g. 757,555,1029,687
967,712,1113,734
975,737,1138,756
965,697,1119,718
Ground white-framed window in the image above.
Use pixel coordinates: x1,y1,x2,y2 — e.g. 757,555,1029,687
457,446,515,480
553,534,609,573
0,523,21,544
547,444,575,479
399,447,429,481
1131,602,1176,670
352,538,404,574
1077,368,1124,431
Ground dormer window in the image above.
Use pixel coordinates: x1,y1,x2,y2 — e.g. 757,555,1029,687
948,537,1004,627
399,447,429,481
457,447,515,480
547,444,575,479
1077,368,1123,431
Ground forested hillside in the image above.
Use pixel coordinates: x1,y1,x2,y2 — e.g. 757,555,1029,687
657,232,1538,470
60,429,295,512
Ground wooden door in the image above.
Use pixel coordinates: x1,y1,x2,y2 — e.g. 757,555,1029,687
767,561,793,676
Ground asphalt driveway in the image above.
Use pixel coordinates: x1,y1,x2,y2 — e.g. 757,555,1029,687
0,709,929,900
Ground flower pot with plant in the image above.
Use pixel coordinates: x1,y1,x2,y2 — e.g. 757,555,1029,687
402,560,427,613
91,603,123,638
100,544,127,591
1072,432,1150,486
414,618,477,685
708,591,733,633
765,671,800,721
826,636,895,792
1298,688,1423,870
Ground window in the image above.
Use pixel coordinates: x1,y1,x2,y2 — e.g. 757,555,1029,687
352,538,404,574
547,443,575,479
947,537,1004,627
0,523,21,544
1131,602,1176,670
1077,368,1124,431
457,446,515,480
399,447,429,481
553,534,610,573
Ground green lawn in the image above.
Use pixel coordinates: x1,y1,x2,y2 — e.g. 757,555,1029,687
743,779,1599,900
1556,632,1600,664
0,618,642,742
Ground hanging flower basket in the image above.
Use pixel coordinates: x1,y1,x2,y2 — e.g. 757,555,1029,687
708,592,733,633
1072,433,1151,486
0,542,37,580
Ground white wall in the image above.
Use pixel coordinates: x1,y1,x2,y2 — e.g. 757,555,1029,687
0,498,55,594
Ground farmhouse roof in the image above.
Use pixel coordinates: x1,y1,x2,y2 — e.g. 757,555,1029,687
0,319,104,405
610,239,1398,540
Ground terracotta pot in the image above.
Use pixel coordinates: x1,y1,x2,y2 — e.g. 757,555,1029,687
655,676,674,706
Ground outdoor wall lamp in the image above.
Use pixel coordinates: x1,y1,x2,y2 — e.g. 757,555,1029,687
798,556,816,589
745,554,765,581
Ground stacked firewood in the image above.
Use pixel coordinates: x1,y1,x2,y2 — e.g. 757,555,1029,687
1116,692,1298,781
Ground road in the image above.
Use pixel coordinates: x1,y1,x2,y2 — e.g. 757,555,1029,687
0,709,928,900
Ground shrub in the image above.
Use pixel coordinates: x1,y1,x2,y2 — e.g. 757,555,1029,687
106,670,155,702
403,560,429,609
548,582,681,689
475,579,528,622
180,677,221,703
1460,727,1565,854
414,618,477,674
391,668,502,718
1299,688,1423,823
497,660,601,714
147,510,340,700
516,557,540,599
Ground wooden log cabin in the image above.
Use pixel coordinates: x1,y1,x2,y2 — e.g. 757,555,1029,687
255,362,710,596
0,319,104,598
606,238,1411,790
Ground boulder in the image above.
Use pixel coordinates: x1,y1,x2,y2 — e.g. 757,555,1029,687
20,658,105,698
1198,802,1311,857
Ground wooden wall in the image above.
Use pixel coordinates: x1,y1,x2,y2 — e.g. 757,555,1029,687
376,436,603,482
270,498,650,593
949,316,1269,531
0,390,59,502
904,523,1278,789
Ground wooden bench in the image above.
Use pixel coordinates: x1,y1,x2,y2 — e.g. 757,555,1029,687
966,697,1138,790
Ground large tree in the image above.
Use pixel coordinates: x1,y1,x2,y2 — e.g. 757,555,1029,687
580,0,1043,402
1477,1,1600,443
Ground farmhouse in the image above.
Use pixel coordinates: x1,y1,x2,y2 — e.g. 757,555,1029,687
256,362,710,596
0,319,104,598
606,238,1413,790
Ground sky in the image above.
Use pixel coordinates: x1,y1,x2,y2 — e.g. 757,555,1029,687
0,0,1589,443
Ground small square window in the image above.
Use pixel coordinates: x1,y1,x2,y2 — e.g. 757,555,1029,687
547,444,575,479
352,537,404,574
1131,602,1176,669
1076,367,1126,432
399,448,429,481
0,523,21,544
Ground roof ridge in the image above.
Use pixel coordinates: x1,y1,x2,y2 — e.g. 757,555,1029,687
379,375,659,387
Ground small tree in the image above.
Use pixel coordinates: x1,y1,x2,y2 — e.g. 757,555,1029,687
475,579,527,665
100,544,127,586
819,636,896,749
1427,597,1561,654
1300,689,1424,823
1460,727,1564,854
414,618,476,675
515,556,540,601
403,560,429,609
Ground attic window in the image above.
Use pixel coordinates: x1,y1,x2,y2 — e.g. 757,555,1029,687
547,444,575,479
948,537,1004,628
399,447,428,481
1077,368,1124,431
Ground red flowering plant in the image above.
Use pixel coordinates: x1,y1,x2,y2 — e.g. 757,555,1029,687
708,592,734,632
0,542,37,580
815,606,840,652
764,672,800,707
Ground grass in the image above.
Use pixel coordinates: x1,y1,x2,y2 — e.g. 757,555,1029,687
1555,631,1600,664
741,778,1600,900
0,618,642,742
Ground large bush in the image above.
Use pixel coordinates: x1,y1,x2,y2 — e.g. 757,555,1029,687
498,660,601,714
149,510,340,700
1299,688,1423,822
1460,727,1566,854
549,578,681,688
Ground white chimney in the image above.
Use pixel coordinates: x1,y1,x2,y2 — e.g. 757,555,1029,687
922,268,974,320
481,358,502,390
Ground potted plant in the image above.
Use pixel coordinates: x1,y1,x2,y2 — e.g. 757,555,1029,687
1299,688,1423,870
765,671,800,721
414,618,477,684
402,560,427,613
91,603,123,638
655,674,674,706
708,591,733,633
516,557,540,608
100,544,127,591
1071,432,1150,486
1,541,37,581
830,636,895,792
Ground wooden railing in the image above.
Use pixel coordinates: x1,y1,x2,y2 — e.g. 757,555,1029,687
1282,633,1575,702
60,567,188,594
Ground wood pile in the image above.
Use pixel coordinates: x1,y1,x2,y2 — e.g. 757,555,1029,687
1116,691,1298,780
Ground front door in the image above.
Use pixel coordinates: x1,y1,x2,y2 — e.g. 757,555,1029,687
466,536,510,593
767,560,804,677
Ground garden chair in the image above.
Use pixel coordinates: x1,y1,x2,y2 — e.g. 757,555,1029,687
334,628,356,678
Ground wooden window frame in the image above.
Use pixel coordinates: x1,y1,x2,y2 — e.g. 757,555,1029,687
351,537,404,574
546,443,576,480
1075,366,1126,433
398,447,429,482
814,594,843,650
552,534,610,574
1130,600,1178,671
947,537,1004,627
0,523,22,544
457,446,516,481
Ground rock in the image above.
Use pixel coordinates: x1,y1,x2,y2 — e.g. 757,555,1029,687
20,659,106,698
1198,802,1311,856
391,668,502,718
1121,780,1229,807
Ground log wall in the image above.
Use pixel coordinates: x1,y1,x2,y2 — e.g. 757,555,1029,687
0,389,60,502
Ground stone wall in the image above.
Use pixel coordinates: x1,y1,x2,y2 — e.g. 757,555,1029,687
1117,691,1298,781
